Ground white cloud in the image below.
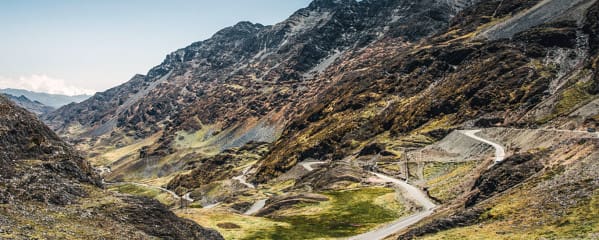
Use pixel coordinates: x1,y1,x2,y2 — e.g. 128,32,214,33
0,74,96,96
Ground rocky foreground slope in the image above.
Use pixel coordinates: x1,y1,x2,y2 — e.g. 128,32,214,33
40,0,598,239
0,95,222,239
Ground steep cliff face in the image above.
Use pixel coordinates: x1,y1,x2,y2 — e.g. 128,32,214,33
0,95,222,239
44,0,472,178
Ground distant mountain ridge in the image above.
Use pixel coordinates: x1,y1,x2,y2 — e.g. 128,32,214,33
2,93,55,115
0,88,91,108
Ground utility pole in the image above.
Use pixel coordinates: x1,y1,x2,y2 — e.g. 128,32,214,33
405,152,409,184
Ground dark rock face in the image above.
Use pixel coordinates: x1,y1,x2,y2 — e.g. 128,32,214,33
465,153,544,207
397,208,485,240
584,2,599,94
584,1,599,54
0,96,69,160
108,196,224,240
44,74,148,137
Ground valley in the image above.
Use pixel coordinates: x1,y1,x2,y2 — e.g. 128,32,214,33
96,126,598,239
2,0,598,239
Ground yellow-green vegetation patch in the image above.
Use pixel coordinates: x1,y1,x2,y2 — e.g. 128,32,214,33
154,192,177,207
415,114,455,135
176,209,289,240
425,161,478,202
407,162,420,180
372,131,404,156
91,132,161,166
224,84,246,90
530,59,555,78
419,190,599,240
174,126,220,156
109,184,160,198
378,162,402,173
108,184,175,206
266,179,297,194
2,203,115,239
556,80,594,116
244,187,406,239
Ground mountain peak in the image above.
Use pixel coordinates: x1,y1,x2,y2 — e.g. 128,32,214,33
233,21,265,29
308,0,356,9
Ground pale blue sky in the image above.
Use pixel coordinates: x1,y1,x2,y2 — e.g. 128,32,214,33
0,0,311,95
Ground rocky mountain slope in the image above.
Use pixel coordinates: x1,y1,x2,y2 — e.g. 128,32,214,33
2,93,55,115
0,88,91,108
44,0,471,169
251,0,599,182
41,0,598,239
0,95,222,239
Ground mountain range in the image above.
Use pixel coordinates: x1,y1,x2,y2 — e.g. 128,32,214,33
2,93,55,115
0,88,91,109
2,0,598,239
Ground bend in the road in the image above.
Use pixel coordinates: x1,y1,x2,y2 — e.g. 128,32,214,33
244,199,267,215
300,161,327,171
233,165,257,189
203,202,221,209
371,172,436,210
349,172,437,240
182,192,194,202
460,130,506,163
233,175,256,189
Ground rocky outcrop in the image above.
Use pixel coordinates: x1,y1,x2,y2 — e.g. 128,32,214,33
465,153,544,207
108,195,224,240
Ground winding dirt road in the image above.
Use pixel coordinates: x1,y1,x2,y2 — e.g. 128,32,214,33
349,172,436,240
460,130,506,163
351,129,507,240
233,165,256,189
203,202,221,209
242,161,327,215
182,192,194,202
244,199,267,215
300,161,327,171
